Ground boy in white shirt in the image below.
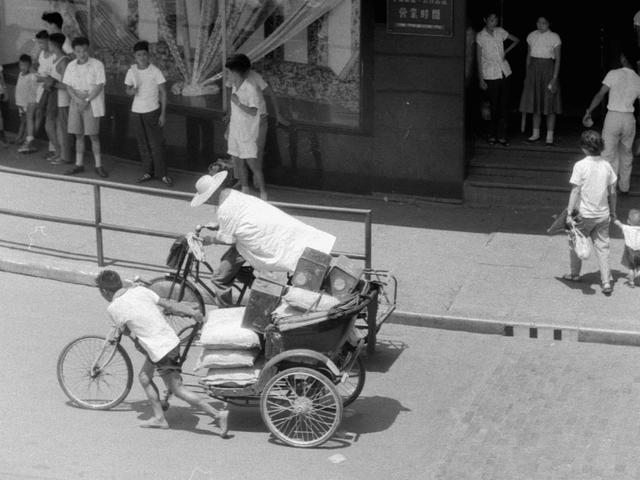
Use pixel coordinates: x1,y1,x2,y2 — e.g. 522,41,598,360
63,36,108,178
565,130,617,295
15,55,39,151
125,41,171,186
97,269,229,435
613,209,640,287
225,54,268,200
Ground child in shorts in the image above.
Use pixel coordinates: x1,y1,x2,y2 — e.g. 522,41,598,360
96,270,229,435
224,54,267,200
15,55,39,150
614,209,640,287
62,36,108,177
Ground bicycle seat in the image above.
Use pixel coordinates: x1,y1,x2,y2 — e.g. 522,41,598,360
236,266,255,287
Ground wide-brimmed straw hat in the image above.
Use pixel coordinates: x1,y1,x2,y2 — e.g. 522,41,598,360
190,171,228,207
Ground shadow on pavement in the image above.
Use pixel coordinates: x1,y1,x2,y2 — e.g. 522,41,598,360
364,339,408,373
555,269,627,296
341,395,411,435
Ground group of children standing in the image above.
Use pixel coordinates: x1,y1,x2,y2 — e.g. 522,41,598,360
4,13,282,193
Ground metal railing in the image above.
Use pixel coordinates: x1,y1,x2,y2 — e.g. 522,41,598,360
0,165,372,270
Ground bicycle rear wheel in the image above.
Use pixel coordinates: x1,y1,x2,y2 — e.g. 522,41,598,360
148,276,205,333
57,335,133,410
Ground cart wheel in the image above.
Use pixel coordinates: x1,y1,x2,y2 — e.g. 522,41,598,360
260,367,343,448
336,356,366,407
148,276,205,333
57,335,133,410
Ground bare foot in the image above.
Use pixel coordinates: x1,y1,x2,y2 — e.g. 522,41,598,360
211,411,229,438
140,418,169,429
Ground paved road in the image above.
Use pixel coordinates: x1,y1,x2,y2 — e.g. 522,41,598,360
3,272,640,479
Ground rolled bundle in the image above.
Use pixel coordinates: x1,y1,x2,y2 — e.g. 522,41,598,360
199,307,260,350
201,367,261,387
195,348,259,371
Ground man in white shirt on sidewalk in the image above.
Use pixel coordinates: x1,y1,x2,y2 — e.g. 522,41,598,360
583,47,640,193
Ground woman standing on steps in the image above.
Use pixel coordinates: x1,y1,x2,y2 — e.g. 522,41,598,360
476,11,520,147
519,15,563,146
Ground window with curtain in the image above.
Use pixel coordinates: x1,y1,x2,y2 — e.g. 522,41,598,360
6,1,362,128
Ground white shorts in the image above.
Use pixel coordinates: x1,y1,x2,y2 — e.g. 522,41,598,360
227,134,257,159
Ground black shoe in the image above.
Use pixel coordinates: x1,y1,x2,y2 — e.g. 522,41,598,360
137,173,152,183
64,165,84,176
498,138,510,146
95,167,108,178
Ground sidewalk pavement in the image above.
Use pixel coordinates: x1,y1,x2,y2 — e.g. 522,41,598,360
2,140,640,342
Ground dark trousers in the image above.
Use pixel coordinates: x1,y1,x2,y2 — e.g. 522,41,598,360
134,109,166,177
211,246,245,306
485,76,510,140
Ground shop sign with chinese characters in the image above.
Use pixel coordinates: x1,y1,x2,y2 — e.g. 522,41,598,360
387,0,453,37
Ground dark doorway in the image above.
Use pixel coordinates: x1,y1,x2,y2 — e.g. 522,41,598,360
468,0,639,149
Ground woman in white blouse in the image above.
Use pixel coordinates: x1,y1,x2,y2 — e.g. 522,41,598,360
519,16,562,146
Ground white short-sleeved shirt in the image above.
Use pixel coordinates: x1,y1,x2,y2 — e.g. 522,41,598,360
247,70,268,116
124,64,166,114
634,11,640,27
620,224,640,250
50,56,70,107
63,57,106,117
569,156,617,219
215,189,336,273
15,72,38,107
107,286,179,363
602,67,640,113
36,50,56,102
527,30,561,59
229,79,265,143
476,27,512,80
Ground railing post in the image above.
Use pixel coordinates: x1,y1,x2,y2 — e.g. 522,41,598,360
364,210,376,353
364,211,372,270
94,184,105,267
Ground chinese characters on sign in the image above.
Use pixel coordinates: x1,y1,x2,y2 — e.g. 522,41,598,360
387,0,453,37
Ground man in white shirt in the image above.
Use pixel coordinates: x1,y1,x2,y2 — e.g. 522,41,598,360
63,36,108,177
476,12,520,145
97,269,229,435
565,130,617,295
125,41,171,186
190,170,336,305
583,47,640,193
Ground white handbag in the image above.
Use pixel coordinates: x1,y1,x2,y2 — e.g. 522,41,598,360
570,225,591,260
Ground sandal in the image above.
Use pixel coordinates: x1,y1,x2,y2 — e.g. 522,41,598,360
562,274,581,282
498,138,510,146
161,176,173,187
488,137,497,145
137,173,152,183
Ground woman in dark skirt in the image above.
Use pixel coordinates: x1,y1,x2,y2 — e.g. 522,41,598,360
519,16,562,146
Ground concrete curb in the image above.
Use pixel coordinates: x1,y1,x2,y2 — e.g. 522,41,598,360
4,257,640,348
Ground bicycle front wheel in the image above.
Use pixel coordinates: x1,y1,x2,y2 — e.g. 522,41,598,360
57,335,133,410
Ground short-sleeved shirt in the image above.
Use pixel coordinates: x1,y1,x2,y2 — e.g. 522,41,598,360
124,64,166,113
62,57,106,117
229,79,265,143
620,224,640,250
569,156,617,219
50,56,70,107
215,189,336,273
36,50,56,102
15,72,38,107
247,70,268,116
634,11,640,27
527,30,561,59
476,27,512,80
107,286,179,363
602,67,640,113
